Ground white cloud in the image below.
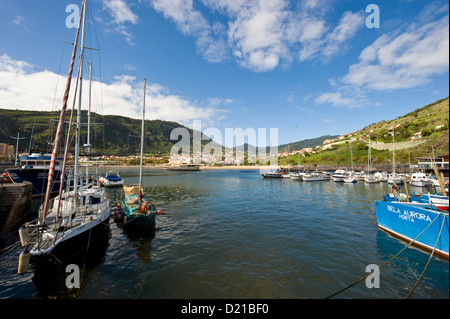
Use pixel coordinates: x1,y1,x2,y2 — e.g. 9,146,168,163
103,0,138,24
315,92,358,108
315,9,449,108
343,15,449,90
0,54,223,126
102,0,138,44
148,0,364,71
150,0,228,63
13,16,24,25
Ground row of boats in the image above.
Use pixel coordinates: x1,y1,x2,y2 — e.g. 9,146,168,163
262,167,448,188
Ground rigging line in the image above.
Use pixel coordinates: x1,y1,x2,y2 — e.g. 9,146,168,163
57,45,82,218
0,240,20,254
406,214,447,299
86,1,105,118
76,227,93,299
325,211,443,299
52,28,72,112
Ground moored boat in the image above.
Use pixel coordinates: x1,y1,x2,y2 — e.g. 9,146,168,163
343,175,357,183
17,0,111,274
410,173,431,187
261,168,283,178
419,194,449,212
302,172,328,182
387,173,404,185
364,175,380,183
332,167,348,182
116,79,160,230
118,185,159,229
374,194,449,259
99,171,124,187
6,153,66,199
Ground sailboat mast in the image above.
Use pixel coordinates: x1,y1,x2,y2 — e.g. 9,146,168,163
74,0,88,204
392,127,395,175
42,0,84,219
368,136,371,173
85,62,92,180
139,79,146,195
350,141,354,173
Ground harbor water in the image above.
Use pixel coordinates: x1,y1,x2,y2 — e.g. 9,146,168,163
0,168,448,299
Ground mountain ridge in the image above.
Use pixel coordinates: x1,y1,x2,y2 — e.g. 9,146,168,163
0,96,448,158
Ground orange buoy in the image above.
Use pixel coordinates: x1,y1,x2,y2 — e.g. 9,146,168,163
116,203,121,209
139,201,150,213
156,209,161,215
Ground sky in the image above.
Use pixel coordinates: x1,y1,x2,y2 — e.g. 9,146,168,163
0,0,448,148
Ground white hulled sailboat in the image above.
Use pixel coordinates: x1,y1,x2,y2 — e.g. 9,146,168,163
18,0,110,273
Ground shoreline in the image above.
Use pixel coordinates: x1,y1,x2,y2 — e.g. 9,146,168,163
199,165,260,170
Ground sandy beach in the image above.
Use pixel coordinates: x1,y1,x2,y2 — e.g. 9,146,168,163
199,165,260,170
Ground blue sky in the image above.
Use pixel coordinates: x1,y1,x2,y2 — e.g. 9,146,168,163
0,0,448,148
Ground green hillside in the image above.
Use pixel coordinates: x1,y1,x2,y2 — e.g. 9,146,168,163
1,97,448,166
279,97,449,167
0,109,208,156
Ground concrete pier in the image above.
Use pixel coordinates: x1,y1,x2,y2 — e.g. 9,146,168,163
0,182,32,242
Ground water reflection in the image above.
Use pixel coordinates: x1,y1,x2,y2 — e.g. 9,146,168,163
0,167,447,299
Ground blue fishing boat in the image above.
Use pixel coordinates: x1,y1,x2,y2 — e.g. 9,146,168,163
374,192,449,259
6,153,66,199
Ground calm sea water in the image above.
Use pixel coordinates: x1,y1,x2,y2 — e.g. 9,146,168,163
0,168,448,299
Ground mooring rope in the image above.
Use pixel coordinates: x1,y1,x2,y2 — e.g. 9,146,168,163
406,214,447,298
0,241,20,254
325,211,444,299
76,227,92,299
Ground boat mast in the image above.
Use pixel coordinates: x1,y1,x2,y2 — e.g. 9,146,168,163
85,62,92,181
139,79,146,197
350,141,354,173
74,0,88,207
42,0,84,219
392,126,395,175
368,135,371,174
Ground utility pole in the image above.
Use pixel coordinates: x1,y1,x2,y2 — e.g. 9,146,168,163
11,132,26,166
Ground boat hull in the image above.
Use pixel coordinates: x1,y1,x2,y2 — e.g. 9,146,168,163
123,213,156,229
6,168,64,199
411,181,431,187
261,173,282,178
32,213,111,263
101,179,124,187
374,200,449,259
120,195,156,230
302,176,328,182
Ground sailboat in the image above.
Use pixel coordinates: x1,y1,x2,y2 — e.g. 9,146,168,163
117,79,160,230
364,136,380,183
17,0,110,274
343,142,357,183
387,126,403,185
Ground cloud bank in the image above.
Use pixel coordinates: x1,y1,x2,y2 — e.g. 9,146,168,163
315,6,449,108
146,0,364,72
0,54,222,126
